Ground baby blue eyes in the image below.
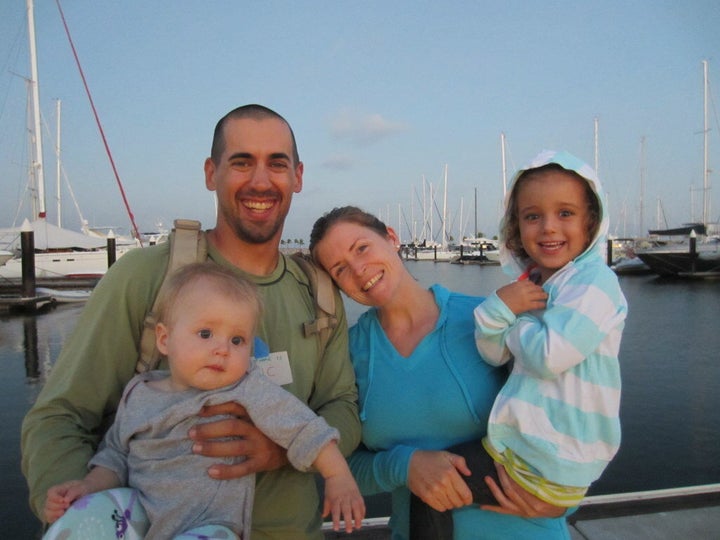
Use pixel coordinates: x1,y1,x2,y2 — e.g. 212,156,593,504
197,330,244,345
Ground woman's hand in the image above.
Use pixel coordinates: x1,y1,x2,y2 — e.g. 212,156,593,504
407,450,473,512
189,401,289,479
481,462,566,518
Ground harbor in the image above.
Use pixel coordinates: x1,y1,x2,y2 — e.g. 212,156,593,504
3,262,719,538
1,3,718,536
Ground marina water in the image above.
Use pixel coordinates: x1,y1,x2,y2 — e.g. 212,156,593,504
2,262,719,538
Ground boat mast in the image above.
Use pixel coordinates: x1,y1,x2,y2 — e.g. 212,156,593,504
442,164,448,247
397,203,401,244
422,175,428,242
458,197,464,241
501,132,508,198
410,186,415,243
474,187,478,239
640,136,646,237
27,0,46,219
702,60,710,226
55,99,62,227
428,179,433,244
594,117,599,176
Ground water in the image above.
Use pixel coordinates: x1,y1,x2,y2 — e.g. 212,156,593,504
3,263,720,538
1,302,84,539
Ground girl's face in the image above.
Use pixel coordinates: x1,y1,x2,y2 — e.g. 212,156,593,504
155,278,255,391
516,170,592,283
313,221,403,307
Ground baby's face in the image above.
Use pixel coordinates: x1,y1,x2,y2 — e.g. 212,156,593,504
157,280,255,392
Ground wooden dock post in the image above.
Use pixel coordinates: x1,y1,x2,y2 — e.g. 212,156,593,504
107,230,117,268
689,230,697,274
21,219,36,298
0,219,52,312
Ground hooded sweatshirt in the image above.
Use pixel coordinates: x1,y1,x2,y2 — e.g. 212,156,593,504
474,150,628,488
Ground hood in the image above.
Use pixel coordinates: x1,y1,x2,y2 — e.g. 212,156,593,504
499,150,609,278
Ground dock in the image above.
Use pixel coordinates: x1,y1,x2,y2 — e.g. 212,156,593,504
0,293,53,310
322,485,720,539
0,277,99,312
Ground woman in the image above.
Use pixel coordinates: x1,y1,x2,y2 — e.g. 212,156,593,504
309,206,569,540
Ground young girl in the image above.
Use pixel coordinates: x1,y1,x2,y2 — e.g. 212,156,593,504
43,262,364,539
411,150,628,539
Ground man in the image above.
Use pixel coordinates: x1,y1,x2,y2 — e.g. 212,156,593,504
21,105,361,540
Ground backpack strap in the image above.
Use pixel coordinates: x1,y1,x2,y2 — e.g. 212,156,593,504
136,219,206,373
290,252,338,354
135,222,336,373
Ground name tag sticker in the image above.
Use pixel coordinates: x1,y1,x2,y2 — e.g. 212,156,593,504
255,351,293,386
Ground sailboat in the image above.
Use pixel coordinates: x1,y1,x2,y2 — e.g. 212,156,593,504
407,165,458,261
0,0,138,281
635,60,720,278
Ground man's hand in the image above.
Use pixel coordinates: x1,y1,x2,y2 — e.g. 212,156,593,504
189,401,288,479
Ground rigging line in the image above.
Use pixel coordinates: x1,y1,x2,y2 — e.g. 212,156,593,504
398,206,413,240
54,0,143,246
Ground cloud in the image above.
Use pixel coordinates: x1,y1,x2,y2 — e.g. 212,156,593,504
320,154,355,170
329,109,407,145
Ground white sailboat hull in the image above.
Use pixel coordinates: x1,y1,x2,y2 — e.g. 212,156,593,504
413,249,457,261
0,247,134,279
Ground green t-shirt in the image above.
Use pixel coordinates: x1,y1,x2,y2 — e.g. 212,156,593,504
21,240,360,540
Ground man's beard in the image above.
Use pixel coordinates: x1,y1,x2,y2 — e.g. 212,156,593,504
232,218,284,244
230,207,287,244
219,189,290,244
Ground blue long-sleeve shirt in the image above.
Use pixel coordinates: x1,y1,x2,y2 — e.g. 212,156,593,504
349,285,571,540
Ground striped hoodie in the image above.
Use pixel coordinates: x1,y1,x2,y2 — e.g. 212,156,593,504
474,150,628,487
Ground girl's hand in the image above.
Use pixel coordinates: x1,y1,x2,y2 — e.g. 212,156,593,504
408,450,473,511
496,280,547,315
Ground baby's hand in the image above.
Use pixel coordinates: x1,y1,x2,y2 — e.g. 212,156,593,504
322,474,365,533
497,280,547,315
44,480,88,524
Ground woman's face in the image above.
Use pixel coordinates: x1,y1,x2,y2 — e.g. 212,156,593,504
314,221,402,307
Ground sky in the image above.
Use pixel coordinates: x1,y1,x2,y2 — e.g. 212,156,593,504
1,0,719,244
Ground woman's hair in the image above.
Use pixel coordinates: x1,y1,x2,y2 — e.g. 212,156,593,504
154,262,263,330
309,206,389,257
502,164,601,261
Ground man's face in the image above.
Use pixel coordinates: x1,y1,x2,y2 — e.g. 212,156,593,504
205,116,303,244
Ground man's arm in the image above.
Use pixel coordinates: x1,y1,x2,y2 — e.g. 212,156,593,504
306,288,361,457
21,246,167,519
